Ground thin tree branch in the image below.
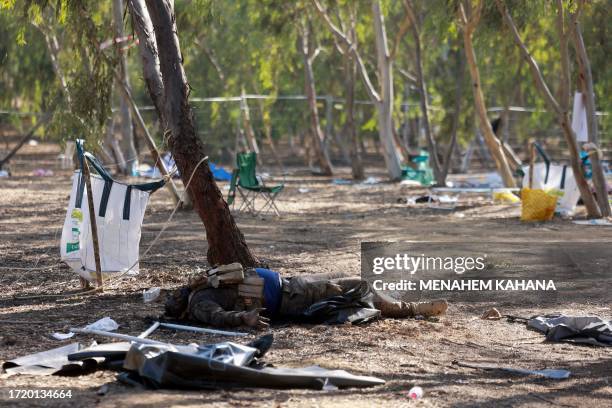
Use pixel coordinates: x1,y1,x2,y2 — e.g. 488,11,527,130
311,0,381,103
495,0,561,116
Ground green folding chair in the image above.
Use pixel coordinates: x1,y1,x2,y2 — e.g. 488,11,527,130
227,152,284,216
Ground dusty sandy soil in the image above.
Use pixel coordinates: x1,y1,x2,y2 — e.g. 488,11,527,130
0,142,611,407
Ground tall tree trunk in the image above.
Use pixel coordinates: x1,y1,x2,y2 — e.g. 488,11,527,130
240,90,261,164
325,95,350,165
299,23,333,176
459,1,516,188
404,0,444,185
127,0,187,206
253,89,284,172
441,48,465,179
344,47,364,180
372,0,403,180
139,0,258,266
570,6,610,216
113,0,138,175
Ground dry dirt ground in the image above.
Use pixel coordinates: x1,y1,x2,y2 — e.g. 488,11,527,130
0,142,610,407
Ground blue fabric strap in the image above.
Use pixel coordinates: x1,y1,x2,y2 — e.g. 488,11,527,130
98,179,113,217
255,268,283,316
123,185,132,220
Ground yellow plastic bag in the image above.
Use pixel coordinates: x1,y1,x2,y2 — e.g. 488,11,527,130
520,188,557,221
493,190,520,204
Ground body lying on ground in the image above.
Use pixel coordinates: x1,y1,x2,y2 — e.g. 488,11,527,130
164,265,448,328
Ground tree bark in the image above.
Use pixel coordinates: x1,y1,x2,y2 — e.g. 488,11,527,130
372,0,403,180
113,0,138,175
441,48,465,179
458,1,516,188
344,39,364,180
404,0,443,185
312,0,403,180
570,6,610,216
128,0,165,121
251,80,285,171
240,90,261,164
496,0,601,218
299,22,333,176
140,0,258,266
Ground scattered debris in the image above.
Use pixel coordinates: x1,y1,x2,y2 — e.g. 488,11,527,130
85,317,119,332
322,378,339,391
405,194,457,210
52,317,119,341
96,384,109,396
453,361,571,379
3,334,385,390
493,189,520,204
528,314,612,347
361,176,381,185
121,339,385,390
143,287,161,303
2,343,98,376
158,322,248,337
481,308,503,320
399,179,421,187
573,219,612,227
32,168,53,177
298,187,310,193
332,178,352,185
408,385,423,400
51,332,75,341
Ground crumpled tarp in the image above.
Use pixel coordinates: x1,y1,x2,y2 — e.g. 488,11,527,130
2,343,101,376
302,281,381,325
528,314,612,346
123,341,384,390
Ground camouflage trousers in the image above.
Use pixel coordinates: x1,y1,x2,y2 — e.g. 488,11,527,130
278,272,406,317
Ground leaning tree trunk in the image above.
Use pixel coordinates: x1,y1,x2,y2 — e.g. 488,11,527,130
140,0,258,266
460,15,516,188
570,10,610,216
113,0,138,174
299,26,333,176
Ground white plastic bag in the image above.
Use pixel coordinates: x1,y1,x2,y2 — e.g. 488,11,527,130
78,175,151,280
60,141,163,282
60,171,86,274
571,92,588,142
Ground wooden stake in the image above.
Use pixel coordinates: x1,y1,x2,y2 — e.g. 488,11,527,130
529,142,536,189
82,158,103,290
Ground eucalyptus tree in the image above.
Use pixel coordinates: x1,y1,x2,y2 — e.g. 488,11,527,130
457,0,516,187
128,0,259,265
313,0,407,180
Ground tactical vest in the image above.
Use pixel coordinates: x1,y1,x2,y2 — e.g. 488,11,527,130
191,263,265,311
